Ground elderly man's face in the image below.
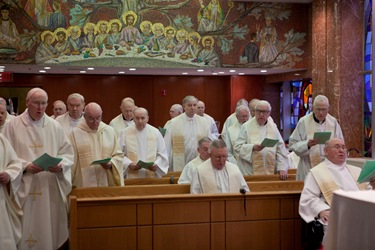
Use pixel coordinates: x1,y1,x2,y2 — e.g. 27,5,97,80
169,108,180,118
134,110,148,130
120,102,135,121
53,103,66,117
26,92,48,121
324,139,347,165
198,141,211,161
68,98,85,119
0,105,6,126
313,101,329,122
184,99,197,118
84,110,102,131
236,109,250,124
197,102,205,116
255,104,270,126
210,147,228,170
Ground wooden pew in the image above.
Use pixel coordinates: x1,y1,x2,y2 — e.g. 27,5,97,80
69,182,304,250
124,174,298,185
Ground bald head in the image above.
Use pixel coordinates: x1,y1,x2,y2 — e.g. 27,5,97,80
134,107,149,130
197,100,205,116
0,97,6,106
120,98,135,121
84,102,102,131
26,88,48,121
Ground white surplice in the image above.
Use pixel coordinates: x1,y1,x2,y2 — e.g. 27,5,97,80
2,110,74,250
0,134,23,250
55,112,84,137
289,113,343,181
70,121,124,187
178,155,205,184
109,114,134,137
190,159,249,194
118,123,169,178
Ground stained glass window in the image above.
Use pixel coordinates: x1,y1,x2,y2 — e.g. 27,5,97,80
364,0,372,157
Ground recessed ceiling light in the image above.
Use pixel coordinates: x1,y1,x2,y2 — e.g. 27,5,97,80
212,72,218,75
327,69,333,73
218,72,225,74
44,66,51,70
87,67,94,70
0,66,5,69
260,70,267,73
119,71,125,74
295,73,300,76
239,73,245,75
197,69,204,72
182,72,188,75
229,70,236,73
80,71,86,73
39,70,46,73
129,68,136,71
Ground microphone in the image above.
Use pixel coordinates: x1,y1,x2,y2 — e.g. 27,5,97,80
240,188,247,216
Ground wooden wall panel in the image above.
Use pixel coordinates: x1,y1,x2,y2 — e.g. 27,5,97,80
77,227,136,250
138,226,153,250
281,220,296,250
226,221,280,249
8,74,267,129
153,224,211,250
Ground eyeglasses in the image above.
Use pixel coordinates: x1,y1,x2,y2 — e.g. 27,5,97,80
328,145,347,150
315,108,328,113
256,109,270,114
30,101,48,107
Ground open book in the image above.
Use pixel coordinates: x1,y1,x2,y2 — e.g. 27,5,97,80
260,138,279,147
137,160,154,169
32,153,63,171
357,160,375,183
91,158,111,165
313,132,331,144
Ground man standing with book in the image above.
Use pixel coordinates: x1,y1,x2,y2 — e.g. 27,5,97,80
289,95,344,181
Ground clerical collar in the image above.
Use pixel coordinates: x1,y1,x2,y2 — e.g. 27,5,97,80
313,114,325,124
122,115,132,122
2,18,9,21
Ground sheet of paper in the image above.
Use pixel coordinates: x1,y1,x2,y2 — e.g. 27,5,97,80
357,160,375,183
313,132,332,144
158,127,167,137
137,160,154,169
32,153,63,171
260,138,279,147
91,157,111,165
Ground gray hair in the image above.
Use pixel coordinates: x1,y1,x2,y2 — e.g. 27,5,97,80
313,95,329,107
198,137,212,147
255,100,272,111
171,104,183,113
235,105,250,115
236,98,248,107
210,139,227,150
182,95,198,105
67,93,85,104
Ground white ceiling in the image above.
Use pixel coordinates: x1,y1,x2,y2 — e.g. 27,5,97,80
0,0,311,77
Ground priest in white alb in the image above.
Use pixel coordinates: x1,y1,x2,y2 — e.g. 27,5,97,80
289,95,344,181
56,93,85,137
70,102,124,187
224,104,250,164
190,139,249,194
178,137,211,184
2,88,74,250
221,98,248,141
163,103,183,130
0,134,23,250
234,100,289,180
299,138,371,233
109,97,135,136
118,107,169,178
164,95,211,171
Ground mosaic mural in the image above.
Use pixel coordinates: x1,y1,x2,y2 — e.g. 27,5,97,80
0,0,308,69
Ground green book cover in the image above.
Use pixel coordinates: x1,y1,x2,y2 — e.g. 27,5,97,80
260,138,279,147
158,127,167,137
137,160,154,169
32,153,63,171
357,160,375,183
313,132,332,144
91,157,111,165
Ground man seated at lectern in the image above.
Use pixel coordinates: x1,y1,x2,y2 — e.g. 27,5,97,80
299,138,373,233
190,139,249,194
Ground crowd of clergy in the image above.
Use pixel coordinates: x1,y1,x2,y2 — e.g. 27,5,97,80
0,88,373,249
